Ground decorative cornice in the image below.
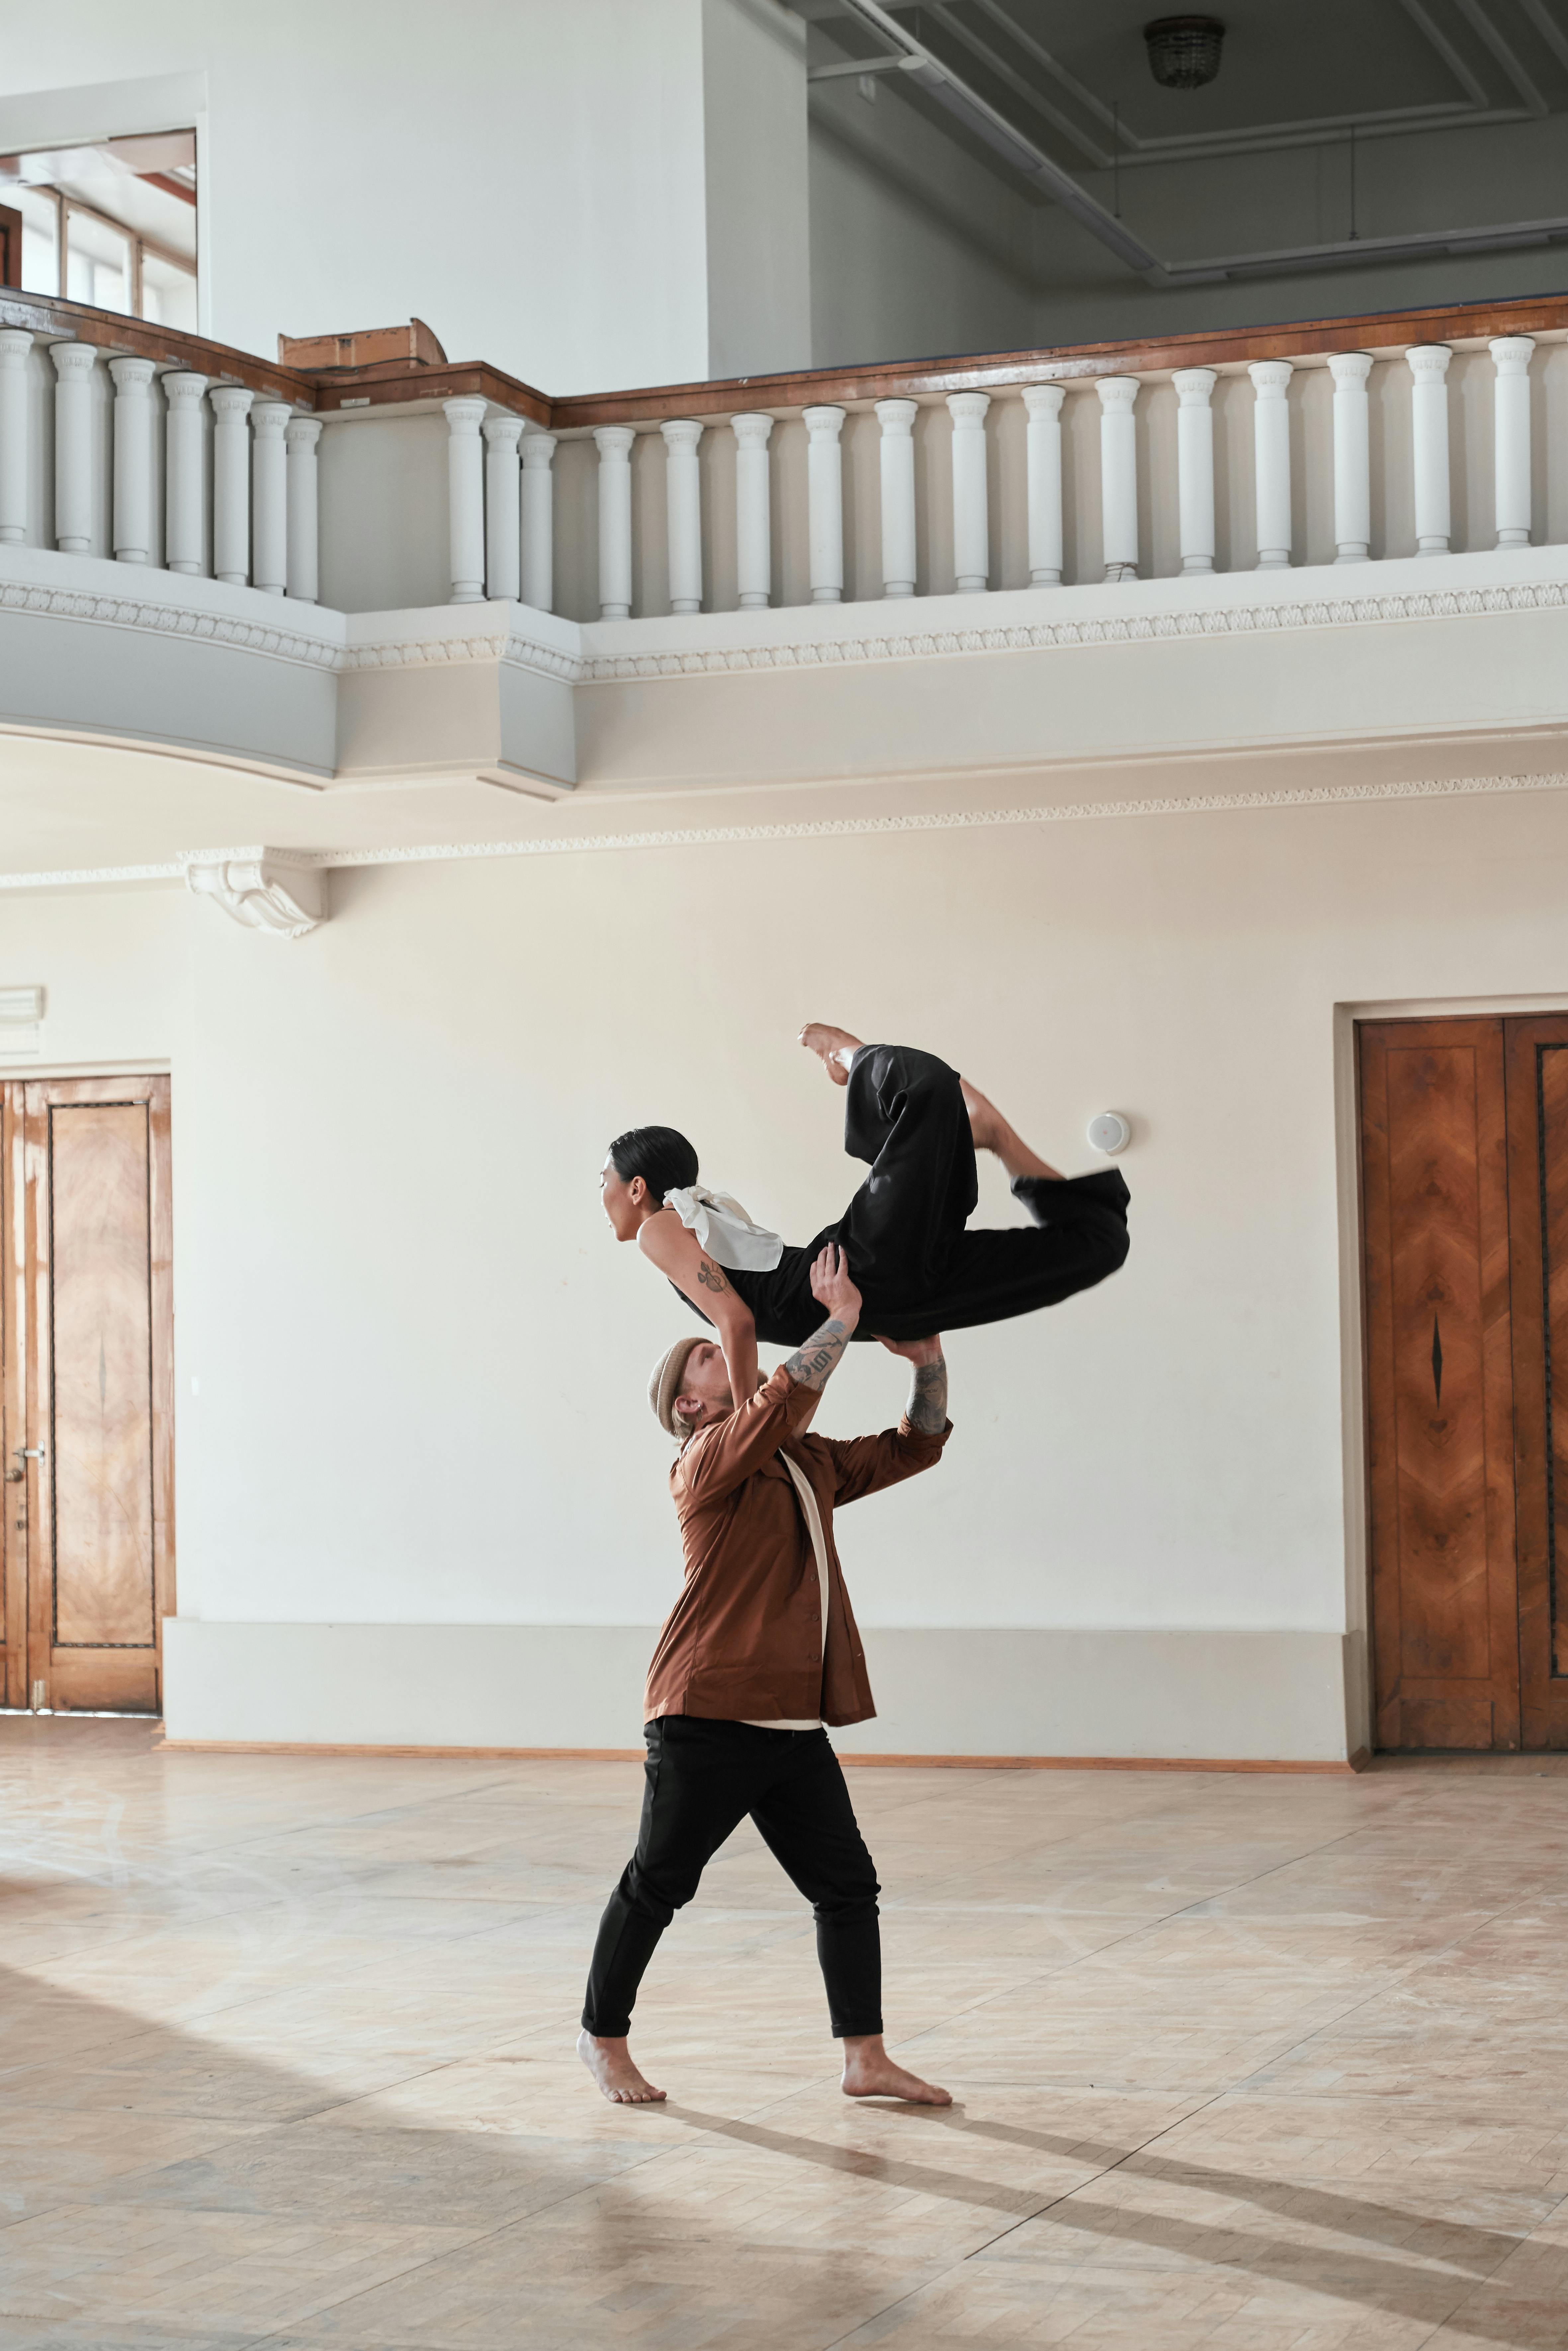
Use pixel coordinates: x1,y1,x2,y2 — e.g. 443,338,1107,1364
7,563,1568,695
579,577,1568,682
0,862,183,889
6,765,1554,896
338,628,582,682
341,629,508,671
0,580,340,670
301,767,1568,864
502,631,587,683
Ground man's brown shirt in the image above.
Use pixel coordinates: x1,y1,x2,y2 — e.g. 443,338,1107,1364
643,1362,951,1727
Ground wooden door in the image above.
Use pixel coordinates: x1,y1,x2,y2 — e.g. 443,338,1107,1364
1505,1018,1568,1747
1,1077,174,1713
1360,1018,1521,1750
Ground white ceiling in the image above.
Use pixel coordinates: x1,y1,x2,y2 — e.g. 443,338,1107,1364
798,0,1568,167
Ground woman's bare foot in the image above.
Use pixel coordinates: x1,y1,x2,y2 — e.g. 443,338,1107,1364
959,1079,1062,1183
800,1024,863,1086
841,2033,952,2105
577,2028,667,2105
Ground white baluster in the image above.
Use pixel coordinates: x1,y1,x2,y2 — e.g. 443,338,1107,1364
108,356,156,566
1408,345,1451,555
211,386,253,584
1173,367,1216,575
285,416,322,602
520,432,556,612
660,418,704,614
251,403,290,595
51,341,99,555
0,329,33,545
163,371,209,574
1021,384,1063,586
1328,352,1372,564
1248,359,1292,569
594,424,635,619
876,397,918,598
1492,335,1533,550
1096,376,1139,581
802,405,844,603
732,413,773,610
444,396,487,605
947,391,990,593
483,414,523,601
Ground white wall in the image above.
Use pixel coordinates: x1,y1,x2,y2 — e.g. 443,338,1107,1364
809,75,1040,369
11,764,1568,1755
703,0,811,379
0,0,804,393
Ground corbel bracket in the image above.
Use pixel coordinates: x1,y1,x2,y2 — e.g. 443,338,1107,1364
183,848,328,938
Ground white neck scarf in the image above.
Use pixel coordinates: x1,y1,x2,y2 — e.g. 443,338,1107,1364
664,1182,784,1272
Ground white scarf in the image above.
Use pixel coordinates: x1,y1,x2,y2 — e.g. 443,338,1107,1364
664,1182,784,1272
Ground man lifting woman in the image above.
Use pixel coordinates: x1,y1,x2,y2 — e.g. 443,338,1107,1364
579,1033,1130,2105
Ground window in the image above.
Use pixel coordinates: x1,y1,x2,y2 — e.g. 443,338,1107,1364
0,131,197,331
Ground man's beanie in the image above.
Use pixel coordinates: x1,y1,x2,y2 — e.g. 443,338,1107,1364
649,1335,705,1437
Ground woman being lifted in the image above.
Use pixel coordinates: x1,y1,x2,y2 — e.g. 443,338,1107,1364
600,1029,1130,1403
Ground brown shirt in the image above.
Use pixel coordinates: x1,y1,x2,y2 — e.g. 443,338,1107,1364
643,1363,951,1728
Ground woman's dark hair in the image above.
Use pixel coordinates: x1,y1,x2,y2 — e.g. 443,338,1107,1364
608,1125,699,1205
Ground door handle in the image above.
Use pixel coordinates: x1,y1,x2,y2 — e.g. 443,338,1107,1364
12,1447,44,1459
3,1468,21,1484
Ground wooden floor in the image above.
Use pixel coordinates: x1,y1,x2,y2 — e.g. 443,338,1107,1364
4,1724,1568,2349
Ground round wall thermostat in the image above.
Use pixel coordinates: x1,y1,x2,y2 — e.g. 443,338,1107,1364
1087,1111,1131,1155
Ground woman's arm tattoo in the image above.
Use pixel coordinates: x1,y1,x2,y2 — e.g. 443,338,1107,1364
696,1256,730,1295
908,1353,948,1434
783,1318,850,1394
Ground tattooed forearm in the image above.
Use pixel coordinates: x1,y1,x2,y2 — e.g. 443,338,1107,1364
908,1353,948,1434
783,1318,850,1394
696,1256,730,1295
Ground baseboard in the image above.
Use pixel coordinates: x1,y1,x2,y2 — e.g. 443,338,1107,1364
149,1734,1360,1773
163,1621,1358,1762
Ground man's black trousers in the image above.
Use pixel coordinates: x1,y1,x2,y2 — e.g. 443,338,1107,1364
581,1716,883,2040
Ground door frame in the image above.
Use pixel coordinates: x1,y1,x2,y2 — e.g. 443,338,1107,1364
1,1072,175,1713
1339,995,1568,1757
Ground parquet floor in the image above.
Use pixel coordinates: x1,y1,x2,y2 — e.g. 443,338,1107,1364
3,1723,1568,2348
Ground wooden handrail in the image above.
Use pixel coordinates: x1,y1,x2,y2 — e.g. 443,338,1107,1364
0,289,317,405
10,284,1568,431
545,289,1568,427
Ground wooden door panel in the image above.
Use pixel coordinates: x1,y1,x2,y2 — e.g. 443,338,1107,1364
50,1104,156,1647
1361,1018,1520,1750
0,1086,25,1706
19,1077,173,1714
1504,1019,1568,1747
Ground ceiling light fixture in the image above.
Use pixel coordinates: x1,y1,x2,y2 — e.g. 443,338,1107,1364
1144,15,1226,89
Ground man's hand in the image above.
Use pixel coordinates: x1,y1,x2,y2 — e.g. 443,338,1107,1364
883,1335,947,1435
809,1243,861,1328
785,1247,861,1397
878,1335,942,1366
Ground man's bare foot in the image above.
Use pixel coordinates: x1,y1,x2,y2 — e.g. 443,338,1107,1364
577,2029,667,2105
800,1024,863,1086
841,2033,952,2105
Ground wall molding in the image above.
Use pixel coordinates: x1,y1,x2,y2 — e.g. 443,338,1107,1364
3,766,1566,894
162,1621,1356,1761
576,575,1568,682
9,555,1568,696
0,579,342,671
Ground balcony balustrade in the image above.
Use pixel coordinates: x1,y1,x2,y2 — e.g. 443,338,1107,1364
3,289,1568,631
6,286,1568,806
